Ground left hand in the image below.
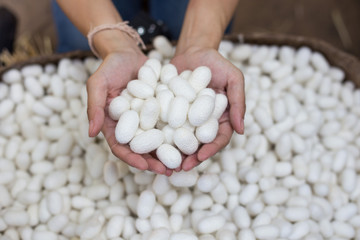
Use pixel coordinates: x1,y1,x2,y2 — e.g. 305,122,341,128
171,46,246,171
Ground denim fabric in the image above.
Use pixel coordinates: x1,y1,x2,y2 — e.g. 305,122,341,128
52,0,231,53
149,0,189,39
52,0,144,52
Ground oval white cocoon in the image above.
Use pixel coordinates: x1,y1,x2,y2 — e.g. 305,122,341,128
157,90,174,122
145,58,162,79
140,97,160,130
188,66,212,93
127,80,154,99
156,144,182,169
160,64,178,84
168,96,189,128
115,110,139,144
188,95,215,126
195,118,219,143
109,96,130,120
138,65,158,89
168,76,196,102
130,129,164,154
173,128,199,155
212,93,228,120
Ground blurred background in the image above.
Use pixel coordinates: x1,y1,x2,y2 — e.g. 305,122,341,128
0,0,359,65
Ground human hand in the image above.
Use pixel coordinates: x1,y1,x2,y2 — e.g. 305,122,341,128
171,46,245,171
87,42,173,176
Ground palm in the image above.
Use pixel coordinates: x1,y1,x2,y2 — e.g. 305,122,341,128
171,48,245,171
87,52,173,176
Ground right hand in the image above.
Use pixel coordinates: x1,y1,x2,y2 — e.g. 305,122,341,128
86,31,173,176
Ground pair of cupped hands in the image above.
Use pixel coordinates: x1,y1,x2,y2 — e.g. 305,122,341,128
86,40,245,176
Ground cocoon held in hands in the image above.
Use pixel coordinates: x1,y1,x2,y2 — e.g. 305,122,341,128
109,60,228,169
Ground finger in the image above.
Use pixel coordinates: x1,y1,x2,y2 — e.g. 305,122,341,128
102,125,149,170
165,169,173,176
227,68,245,134
143,154,167,175
110,143,149,170
181,154,201,171
86,71,107,137
197,120,233,161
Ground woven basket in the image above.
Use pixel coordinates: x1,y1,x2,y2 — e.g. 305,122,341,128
1,33,359,86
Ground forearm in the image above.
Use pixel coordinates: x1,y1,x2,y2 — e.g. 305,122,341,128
56,0,139,58
176,0,239,54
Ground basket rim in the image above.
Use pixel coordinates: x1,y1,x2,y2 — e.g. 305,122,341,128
1,32,359,86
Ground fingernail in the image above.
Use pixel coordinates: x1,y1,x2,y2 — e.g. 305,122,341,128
240,118,244,134
89,120,94,136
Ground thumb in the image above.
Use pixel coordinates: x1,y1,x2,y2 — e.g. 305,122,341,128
227,68,245,134
86,72,107,137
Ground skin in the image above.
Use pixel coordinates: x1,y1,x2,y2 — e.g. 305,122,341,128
57,0,245,175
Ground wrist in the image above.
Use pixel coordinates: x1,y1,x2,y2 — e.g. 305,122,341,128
175,30,222,56
92,29,143,59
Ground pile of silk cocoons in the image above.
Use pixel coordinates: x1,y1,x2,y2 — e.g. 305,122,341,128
0,35,359,240
109,59,227,169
